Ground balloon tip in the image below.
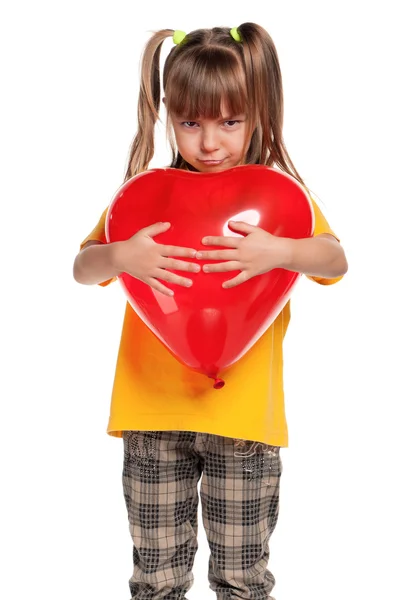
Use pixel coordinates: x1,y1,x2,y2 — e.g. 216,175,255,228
212,377,225,390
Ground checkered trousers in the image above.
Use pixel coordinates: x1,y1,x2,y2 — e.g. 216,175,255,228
122,430,282,600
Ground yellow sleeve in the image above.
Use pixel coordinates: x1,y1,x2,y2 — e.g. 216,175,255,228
80,207,116,287
307,198,344,286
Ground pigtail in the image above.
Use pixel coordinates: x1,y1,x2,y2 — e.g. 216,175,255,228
123,30,173,181
238,23,307,189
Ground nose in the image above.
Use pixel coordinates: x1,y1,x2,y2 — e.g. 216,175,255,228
200,128,220,154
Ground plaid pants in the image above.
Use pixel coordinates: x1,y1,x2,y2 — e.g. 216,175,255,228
122,430,282,600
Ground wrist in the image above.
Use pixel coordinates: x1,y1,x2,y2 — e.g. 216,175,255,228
109,241,125,275
278,237,296,270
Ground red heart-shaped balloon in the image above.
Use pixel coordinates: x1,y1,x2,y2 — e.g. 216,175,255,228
105,165,314,387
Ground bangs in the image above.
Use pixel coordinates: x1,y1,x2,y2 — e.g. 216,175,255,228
165,47,248,119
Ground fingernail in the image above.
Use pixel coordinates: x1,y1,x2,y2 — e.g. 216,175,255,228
186,280,193,286
203,265,209,272
196,252,203,259
193,265,200,272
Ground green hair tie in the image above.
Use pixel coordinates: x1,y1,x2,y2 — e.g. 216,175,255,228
230,27,242,42
173,30,187,45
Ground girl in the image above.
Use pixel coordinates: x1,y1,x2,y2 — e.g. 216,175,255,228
73,23,348,600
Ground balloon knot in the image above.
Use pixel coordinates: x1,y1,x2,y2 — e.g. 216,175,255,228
212,377,225,389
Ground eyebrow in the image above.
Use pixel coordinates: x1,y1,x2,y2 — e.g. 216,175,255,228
176,114,245,121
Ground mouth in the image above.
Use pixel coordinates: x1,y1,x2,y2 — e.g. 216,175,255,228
198,159,225,166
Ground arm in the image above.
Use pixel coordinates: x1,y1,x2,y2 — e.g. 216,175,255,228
74,223,199,294
197,227,348,289
197,199,347,288
75,207,119,287
282,233,348,279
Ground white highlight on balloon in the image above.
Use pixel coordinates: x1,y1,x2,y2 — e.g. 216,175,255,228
223,209,260,237
151,290,179,315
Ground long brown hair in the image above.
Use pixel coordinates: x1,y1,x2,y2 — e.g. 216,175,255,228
123,23,309,194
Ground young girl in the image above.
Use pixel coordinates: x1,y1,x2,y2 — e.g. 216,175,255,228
73,23,348,600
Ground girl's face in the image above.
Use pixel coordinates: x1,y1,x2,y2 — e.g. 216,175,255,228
169,105,250,173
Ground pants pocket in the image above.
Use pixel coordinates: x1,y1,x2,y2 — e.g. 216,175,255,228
233,438,282,482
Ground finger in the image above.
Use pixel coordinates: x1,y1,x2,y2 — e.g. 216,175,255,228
228,221,259,234
201,236,241,248
160,245,197,258
161,257,201,273
222,271,249,288
203,261,241,273
196,249,238,260
141,222,171,237
155,268,193,288
147,277,175,296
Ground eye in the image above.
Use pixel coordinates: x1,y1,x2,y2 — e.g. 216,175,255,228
224,120,240,127
182,121,199,128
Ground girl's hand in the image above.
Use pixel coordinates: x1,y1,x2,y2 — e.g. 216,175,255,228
113,222,200,296
196,221,290,288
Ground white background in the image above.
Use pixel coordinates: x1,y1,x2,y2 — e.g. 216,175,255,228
1,1,397,599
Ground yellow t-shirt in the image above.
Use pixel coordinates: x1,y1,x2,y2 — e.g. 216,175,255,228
80,197,343,447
